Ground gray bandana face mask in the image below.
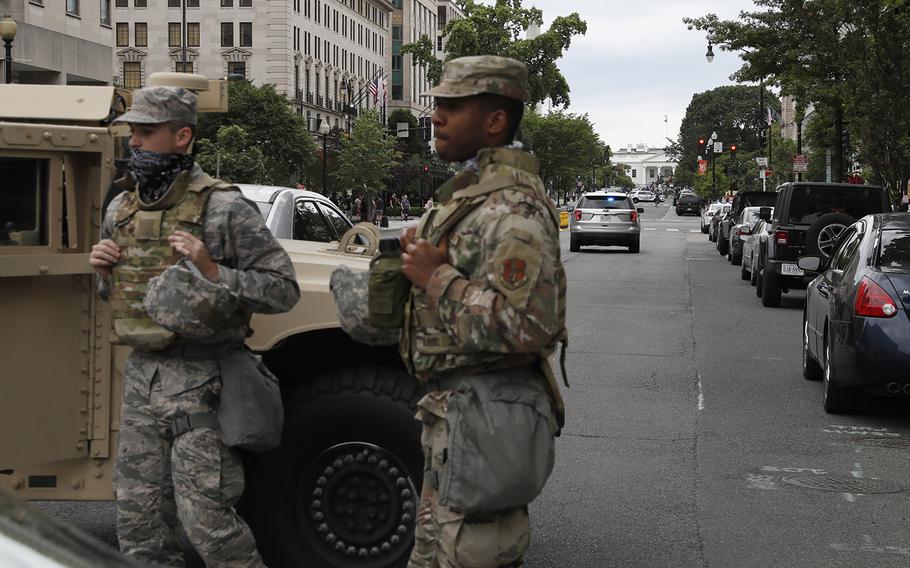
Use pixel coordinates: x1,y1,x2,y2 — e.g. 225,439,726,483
129,148,195,203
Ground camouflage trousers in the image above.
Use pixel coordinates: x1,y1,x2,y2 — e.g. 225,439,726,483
408,391,529,568
115,350,266,568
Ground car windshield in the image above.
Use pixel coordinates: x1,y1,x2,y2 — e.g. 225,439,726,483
742,209,761,224
878,230,910,270
579,196,632,209
679,196,698,203
254,201,272,220
787,186,884,224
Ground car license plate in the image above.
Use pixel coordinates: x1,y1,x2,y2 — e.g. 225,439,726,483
781,263,804,276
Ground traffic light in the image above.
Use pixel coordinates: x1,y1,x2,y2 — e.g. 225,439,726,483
841,128,850,153
420,116,432,142
729,144,737,160
423,164,429,174
697,137,706,146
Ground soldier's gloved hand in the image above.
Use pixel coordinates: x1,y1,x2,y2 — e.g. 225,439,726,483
402,237,449,290
168,230,220,282
89,239,121,278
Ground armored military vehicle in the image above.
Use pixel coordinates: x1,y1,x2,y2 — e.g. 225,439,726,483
0,74,421,568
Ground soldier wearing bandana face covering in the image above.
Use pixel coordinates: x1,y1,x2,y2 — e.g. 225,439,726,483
89,86,299,567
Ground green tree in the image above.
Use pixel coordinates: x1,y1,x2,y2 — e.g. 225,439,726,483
519,108,604,199
672,85,778,189
196,125,267,184
387,109,428,156
334,110,401,211
197,81,316,186
402,0,587,107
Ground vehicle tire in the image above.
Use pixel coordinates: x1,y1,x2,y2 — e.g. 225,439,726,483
632,197,639,204
761,268,782,307
629,238,640,254
802,317,823,381
823,334,861,413
750,258,758,286
677,209,683,216
243,366,424,568
570,236,581,252
717,236,729,256
740,263,750,281
806,212,855,261
701,224,708,234
755,267,764,297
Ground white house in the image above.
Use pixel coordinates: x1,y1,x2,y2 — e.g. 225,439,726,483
611,143,677,188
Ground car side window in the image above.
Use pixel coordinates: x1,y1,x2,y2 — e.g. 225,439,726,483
317,202,353,240
829,228,859,271
293,200,334,242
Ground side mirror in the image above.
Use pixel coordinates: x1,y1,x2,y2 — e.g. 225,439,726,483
797,256,822,272
637,208,645,213
758,207,772,221
566,206,574,212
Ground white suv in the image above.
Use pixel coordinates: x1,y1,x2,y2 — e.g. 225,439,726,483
701,202,725,234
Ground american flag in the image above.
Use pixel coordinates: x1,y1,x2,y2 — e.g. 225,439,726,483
369,77,379,103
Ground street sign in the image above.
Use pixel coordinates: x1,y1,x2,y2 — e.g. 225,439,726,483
697,160,708,175
396,122,409,138
714,141,723,154
755,157,769,168
793,154,808,173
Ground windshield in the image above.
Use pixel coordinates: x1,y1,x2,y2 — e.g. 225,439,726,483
787,186,884,224
879,230,910,270
578,196,632,209
254,202,272,220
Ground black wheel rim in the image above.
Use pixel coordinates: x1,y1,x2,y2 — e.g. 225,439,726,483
297,442,417,568
818,224,847,257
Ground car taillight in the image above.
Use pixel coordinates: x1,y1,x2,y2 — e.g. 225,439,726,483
574,210,582,221
775,230,789,246
630,210,638,222
854,277,898,318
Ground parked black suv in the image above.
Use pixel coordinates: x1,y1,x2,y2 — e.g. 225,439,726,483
716,191,778,256
756,182,891,307
676,194,701,215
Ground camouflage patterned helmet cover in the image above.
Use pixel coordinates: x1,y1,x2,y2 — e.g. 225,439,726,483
115,86,198,125
144,259,239,339
330,265,400,346
422,55,529,101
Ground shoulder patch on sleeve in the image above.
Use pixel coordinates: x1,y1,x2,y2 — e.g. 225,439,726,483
491,236,542,309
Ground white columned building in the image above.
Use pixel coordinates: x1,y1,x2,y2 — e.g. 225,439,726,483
611,143,677,188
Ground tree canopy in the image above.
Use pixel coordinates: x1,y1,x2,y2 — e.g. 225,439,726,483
334,110,401,198
684,0,910,192
402,0,587,107
197,81,316,187
196,125,267,184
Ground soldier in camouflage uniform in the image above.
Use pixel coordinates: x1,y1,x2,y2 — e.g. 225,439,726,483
398,56,567,568
89,86,299,567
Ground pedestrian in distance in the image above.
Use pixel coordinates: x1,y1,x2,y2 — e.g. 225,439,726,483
89,86,300,567
398,55,567,568
401,194,411,221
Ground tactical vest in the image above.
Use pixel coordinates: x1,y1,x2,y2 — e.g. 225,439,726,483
399,149,568,417
110,171,235,350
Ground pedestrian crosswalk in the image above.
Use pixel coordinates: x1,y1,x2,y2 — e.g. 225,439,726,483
643,228,702,233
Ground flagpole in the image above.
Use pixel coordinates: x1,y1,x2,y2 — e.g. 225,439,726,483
768,107,772,177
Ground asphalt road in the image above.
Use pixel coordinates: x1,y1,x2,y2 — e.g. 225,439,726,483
39,203,910,567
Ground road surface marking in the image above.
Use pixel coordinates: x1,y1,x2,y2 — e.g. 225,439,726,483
824,425,900,437
697,374,705,411
745,473,778,490
831,535,910,556
760,466,827,475
667,228,679,232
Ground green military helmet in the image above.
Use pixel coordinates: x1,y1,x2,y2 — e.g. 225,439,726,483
330,265,401,346
143,259,240,339
422,55,529,102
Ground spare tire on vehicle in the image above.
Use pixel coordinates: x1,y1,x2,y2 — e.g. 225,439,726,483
806,212,855,260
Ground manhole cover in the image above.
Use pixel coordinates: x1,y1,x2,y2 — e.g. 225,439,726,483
858,437,910,450
781,475,903,494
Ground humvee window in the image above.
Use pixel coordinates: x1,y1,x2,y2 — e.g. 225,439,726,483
0,157,49,247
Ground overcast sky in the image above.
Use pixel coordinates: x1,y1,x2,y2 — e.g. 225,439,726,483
486,0,759,149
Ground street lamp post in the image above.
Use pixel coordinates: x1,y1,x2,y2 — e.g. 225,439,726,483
318,121,331,194
0,15,17,84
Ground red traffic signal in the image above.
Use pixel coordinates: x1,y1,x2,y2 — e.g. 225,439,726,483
730,144,738,152
423,164,429,173
698,138,706,146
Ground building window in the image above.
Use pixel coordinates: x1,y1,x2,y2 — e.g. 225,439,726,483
168,23,181,47
239,22,252,47
100,0,111,25
116,23,129,47
228,61,246,78
66,0,79,15
175,61,194,73
631,169,637,179
221,22,234,47
116,0,128,7
135,22,147,47
240,0,252,6
123,62,141,89
134,0,147,7
221,0,233,6
437,36,442,51
167,0,179,6
186,0,199,7
187,22,200,46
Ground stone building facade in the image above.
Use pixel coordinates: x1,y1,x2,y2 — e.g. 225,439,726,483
0,0,113,85
389,0,436,118
111,0,391,132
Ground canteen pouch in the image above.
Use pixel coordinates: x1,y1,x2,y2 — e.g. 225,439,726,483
438,375,557,513
217,347,284,452
368,237,411,329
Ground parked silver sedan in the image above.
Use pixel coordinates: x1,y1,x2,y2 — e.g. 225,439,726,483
741,208,775,283
727,206,764,265
569,191,645,253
